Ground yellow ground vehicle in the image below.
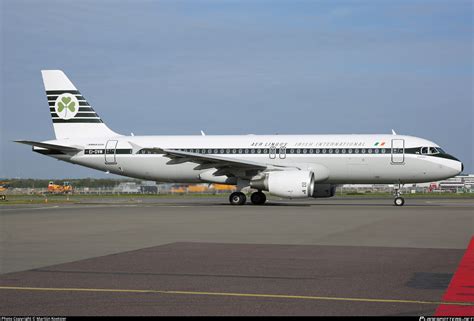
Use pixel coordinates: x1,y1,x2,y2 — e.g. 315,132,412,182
0,181,9,200
47,181,73,194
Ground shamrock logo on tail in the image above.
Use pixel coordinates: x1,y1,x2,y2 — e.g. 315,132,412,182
54,94,79,120
58,96,76,116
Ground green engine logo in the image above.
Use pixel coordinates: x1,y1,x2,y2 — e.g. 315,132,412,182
54,94,79,120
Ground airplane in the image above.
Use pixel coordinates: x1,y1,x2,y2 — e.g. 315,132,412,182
16,70,463,206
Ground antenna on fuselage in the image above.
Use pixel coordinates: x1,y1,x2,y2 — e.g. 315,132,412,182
200,130,206,136
391,129,397,135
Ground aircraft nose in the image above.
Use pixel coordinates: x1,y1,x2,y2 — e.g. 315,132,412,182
454,161,463,175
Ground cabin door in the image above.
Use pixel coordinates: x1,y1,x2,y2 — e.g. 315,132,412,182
105,140,118,164
391,139,405,164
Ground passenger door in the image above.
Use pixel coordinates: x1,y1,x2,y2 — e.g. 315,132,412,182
391,139,405,164
105,140,118,164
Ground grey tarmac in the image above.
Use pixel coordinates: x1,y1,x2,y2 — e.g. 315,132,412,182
0,197,473,315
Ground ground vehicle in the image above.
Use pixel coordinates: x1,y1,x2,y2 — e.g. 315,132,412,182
0,181,9,200
47,181,73,194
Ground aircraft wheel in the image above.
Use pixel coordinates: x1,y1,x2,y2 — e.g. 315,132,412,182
250,191,266,205
394,197,405,206
229,192,246,205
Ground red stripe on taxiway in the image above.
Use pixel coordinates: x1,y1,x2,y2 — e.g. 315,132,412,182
435,236,474,316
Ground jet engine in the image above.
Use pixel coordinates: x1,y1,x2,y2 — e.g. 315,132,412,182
250,171,315,198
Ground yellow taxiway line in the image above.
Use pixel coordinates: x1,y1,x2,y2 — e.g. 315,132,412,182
0,286,473,306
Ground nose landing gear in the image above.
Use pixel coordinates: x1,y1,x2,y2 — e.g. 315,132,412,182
393,184,405,206
394,196,405,206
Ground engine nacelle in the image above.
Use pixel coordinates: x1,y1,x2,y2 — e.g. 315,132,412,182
250,171,315,198
311,184,337,198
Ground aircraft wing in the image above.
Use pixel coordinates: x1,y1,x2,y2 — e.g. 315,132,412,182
156,148,328,180
160,148,268,170
14,140,81,153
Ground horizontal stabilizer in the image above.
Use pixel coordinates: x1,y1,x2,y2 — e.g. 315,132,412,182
14,140,81,152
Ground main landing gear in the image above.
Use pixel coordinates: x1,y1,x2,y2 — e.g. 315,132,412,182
229,192,246,205
250,191,266,205
393,184,405,206
229,191,267,205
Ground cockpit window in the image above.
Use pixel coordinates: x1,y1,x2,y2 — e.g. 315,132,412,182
429,147,439,154
420,147,440,155
437,148,446,154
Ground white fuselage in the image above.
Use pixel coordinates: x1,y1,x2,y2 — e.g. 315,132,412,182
39,134,462,185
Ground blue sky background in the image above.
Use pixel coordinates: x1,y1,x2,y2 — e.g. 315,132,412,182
1,0,472,178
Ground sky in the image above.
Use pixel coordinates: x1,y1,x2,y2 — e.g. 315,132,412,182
0,0,472,178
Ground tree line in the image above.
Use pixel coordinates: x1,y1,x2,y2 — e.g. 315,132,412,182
0,178,140,188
